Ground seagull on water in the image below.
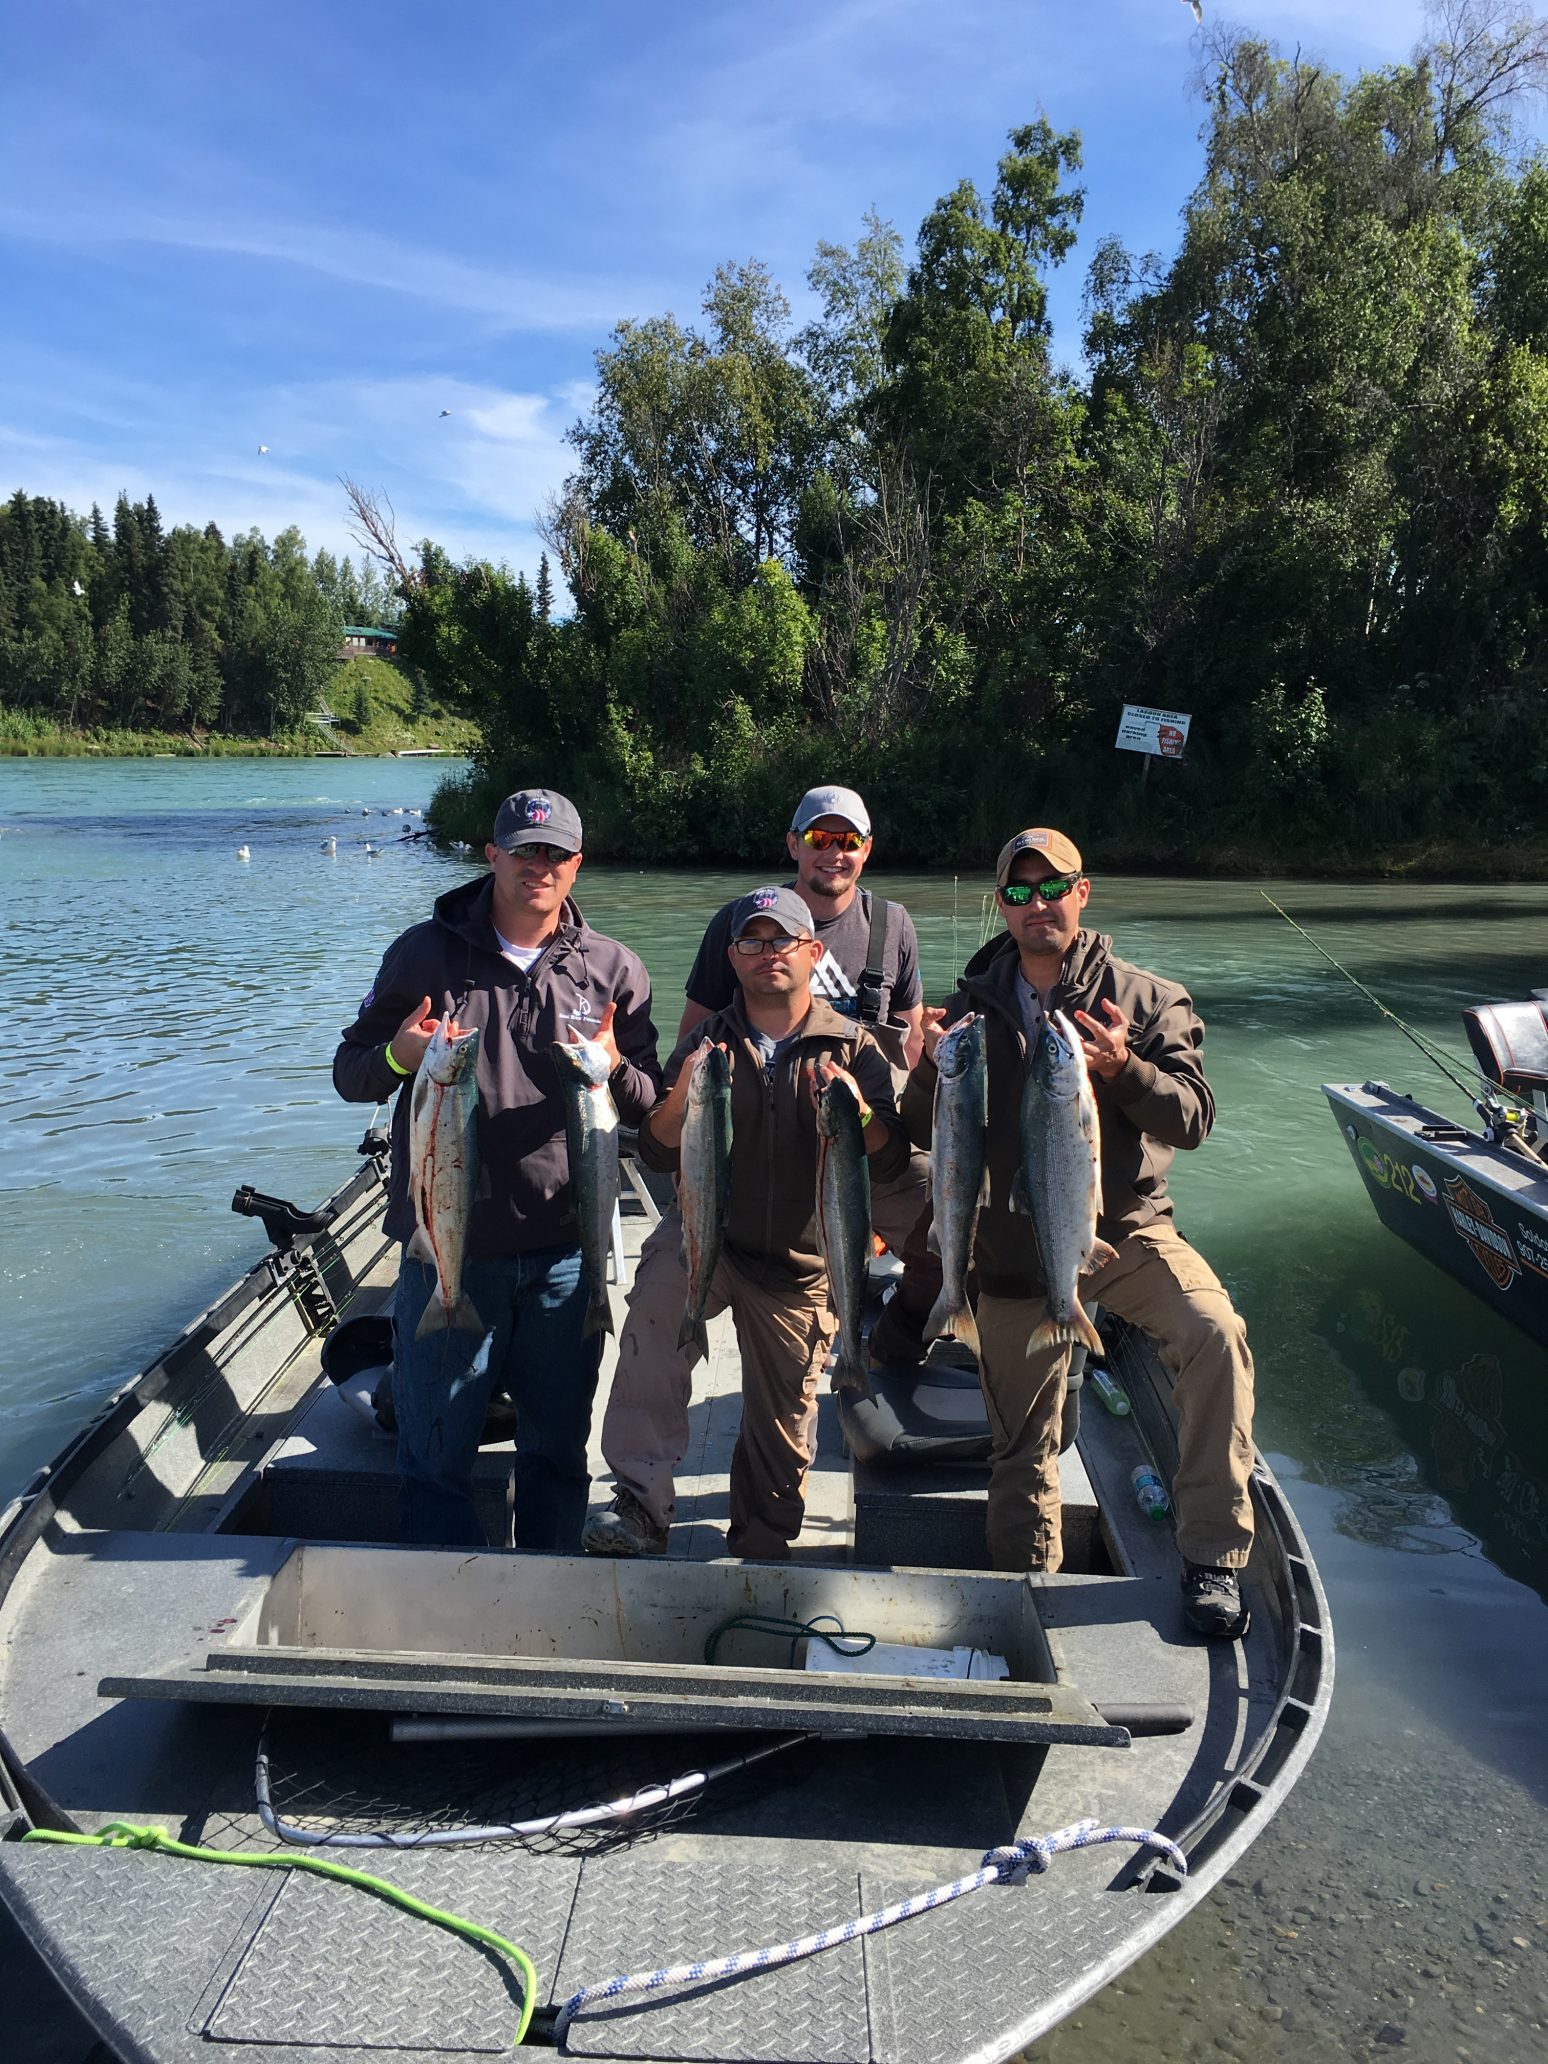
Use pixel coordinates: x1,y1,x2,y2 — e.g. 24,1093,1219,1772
237,845,251,861
320,836,337,853
364,841,379,857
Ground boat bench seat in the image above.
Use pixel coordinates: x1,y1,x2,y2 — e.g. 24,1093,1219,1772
258,1382,512,1545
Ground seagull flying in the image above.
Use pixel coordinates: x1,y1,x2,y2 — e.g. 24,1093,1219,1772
439,409,451,418
71,579,85,597
1182,0,1202,20
257,444,269,454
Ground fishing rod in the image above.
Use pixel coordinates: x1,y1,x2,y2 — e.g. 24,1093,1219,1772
1259,892,1492,1105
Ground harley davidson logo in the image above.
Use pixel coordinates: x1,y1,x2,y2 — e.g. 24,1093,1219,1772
1442,1175,1520,1291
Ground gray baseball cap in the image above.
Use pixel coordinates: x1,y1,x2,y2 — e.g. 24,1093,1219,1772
729,885,816,939
492,788,583,854
791,785,871,837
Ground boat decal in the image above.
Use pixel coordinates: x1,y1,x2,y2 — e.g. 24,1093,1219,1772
1356,1134,1434,1207
1518,1219,1548,1283
1441,1175,1520,1289
1357,1138,1389,1187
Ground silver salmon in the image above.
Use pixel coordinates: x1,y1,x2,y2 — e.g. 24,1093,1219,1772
816,1070,875,1400
1012,1009,1118,1355
553,1033,621,1339
407,1019,484,1339
925,1012,988,1358
678,1041,733,1366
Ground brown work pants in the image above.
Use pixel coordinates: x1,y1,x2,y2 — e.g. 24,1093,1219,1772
977,1220,1256,1574
599,1209,837,1560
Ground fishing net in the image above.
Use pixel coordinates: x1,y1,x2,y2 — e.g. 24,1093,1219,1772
188,1708,815,1859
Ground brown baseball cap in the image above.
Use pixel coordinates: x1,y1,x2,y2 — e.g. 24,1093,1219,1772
995,827,1084,885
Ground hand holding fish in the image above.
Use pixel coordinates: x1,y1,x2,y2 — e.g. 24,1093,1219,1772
650,1038,728,1153
571,998,620,1072
389,996,467,1075
1073,999,1130,1082
918,1006,950,1063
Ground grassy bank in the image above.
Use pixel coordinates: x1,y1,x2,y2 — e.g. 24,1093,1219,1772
0,657,477,760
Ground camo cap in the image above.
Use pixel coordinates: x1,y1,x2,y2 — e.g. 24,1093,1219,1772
492,788,583,854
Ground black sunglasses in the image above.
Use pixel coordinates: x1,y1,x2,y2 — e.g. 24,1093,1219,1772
997,874,1080,906
509,842,574,865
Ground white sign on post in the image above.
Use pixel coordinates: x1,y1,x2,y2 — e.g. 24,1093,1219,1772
1116,704,1191,759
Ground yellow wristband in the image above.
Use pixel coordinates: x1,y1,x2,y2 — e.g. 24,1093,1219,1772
384,1041,411,1078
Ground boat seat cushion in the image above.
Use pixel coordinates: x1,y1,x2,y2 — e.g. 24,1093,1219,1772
1463,1001,1548,1093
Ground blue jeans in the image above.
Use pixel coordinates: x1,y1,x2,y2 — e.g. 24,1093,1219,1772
391,1245,601,1552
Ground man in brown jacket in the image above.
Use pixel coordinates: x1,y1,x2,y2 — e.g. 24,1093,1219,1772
903,828,1255,1638
584,886,910,1561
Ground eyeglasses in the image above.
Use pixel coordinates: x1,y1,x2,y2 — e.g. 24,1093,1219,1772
997,875,1080,906
509,842,573,865
731,933,810,958
799,827,866,853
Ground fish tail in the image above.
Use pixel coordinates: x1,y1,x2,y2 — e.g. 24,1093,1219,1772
415,1291,484,1341
1027,1301,1104,1357
925,1289,982,1361
831,1352,876,1404
678,1312,708,1367
582,1290,614,1340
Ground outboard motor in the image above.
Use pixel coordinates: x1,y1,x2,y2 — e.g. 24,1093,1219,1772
1462,997,1548,1162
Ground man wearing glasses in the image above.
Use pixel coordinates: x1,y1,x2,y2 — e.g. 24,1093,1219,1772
903,828,1255,1639
584,886,909,1560
678,785,937,1370
334,788,661,1553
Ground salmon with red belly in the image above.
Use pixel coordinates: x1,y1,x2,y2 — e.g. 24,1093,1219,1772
407,1020,485,1338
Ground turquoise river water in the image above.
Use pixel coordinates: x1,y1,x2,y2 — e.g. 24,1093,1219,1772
2,757,1547,2062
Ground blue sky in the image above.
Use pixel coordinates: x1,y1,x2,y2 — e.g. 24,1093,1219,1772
0,2,1472,583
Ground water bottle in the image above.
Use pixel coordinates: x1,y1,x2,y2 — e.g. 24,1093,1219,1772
1090,1367,1130,1417
1132,1463,1171,1521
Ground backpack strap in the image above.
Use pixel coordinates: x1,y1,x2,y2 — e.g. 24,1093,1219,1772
854,892,890,1026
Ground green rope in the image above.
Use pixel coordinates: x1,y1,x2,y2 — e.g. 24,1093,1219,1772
22,1820,537,2047
703,1612,876,1668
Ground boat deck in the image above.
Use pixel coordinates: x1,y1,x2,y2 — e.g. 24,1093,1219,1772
0,1149,1331,2063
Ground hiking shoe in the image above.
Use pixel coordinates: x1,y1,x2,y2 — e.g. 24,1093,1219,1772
1181,1563,1247,1640
581,1490,667,1558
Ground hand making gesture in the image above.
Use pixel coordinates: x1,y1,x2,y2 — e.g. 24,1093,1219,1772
1073,998,1130,1082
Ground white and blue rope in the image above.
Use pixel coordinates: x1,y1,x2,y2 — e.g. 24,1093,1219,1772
553,1817,1187,2041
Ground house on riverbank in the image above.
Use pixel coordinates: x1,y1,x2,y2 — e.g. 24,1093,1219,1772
338,624,399,659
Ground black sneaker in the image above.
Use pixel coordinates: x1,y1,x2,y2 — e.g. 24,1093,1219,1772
1181,1563,1247,1640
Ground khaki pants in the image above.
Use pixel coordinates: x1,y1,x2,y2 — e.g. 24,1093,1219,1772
977,1220,1256,1574
600,1210,836,1560
866,1150,941,1366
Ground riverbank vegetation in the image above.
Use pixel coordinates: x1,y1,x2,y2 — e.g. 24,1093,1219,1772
387,8,1548,874
0,492,409,751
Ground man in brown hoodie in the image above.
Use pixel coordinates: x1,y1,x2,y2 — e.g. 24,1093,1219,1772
903,828,1255,1638
584,886,909,1561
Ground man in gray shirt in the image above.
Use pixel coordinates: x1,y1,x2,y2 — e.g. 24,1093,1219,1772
679,785,936,1366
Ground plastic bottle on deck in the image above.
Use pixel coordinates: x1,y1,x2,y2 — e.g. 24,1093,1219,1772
1089,1367,1130,1416
1131,1464,1171,1520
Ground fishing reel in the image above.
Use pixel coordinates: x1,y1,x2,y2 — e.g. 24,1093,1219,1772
1474,1093,1546,1163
